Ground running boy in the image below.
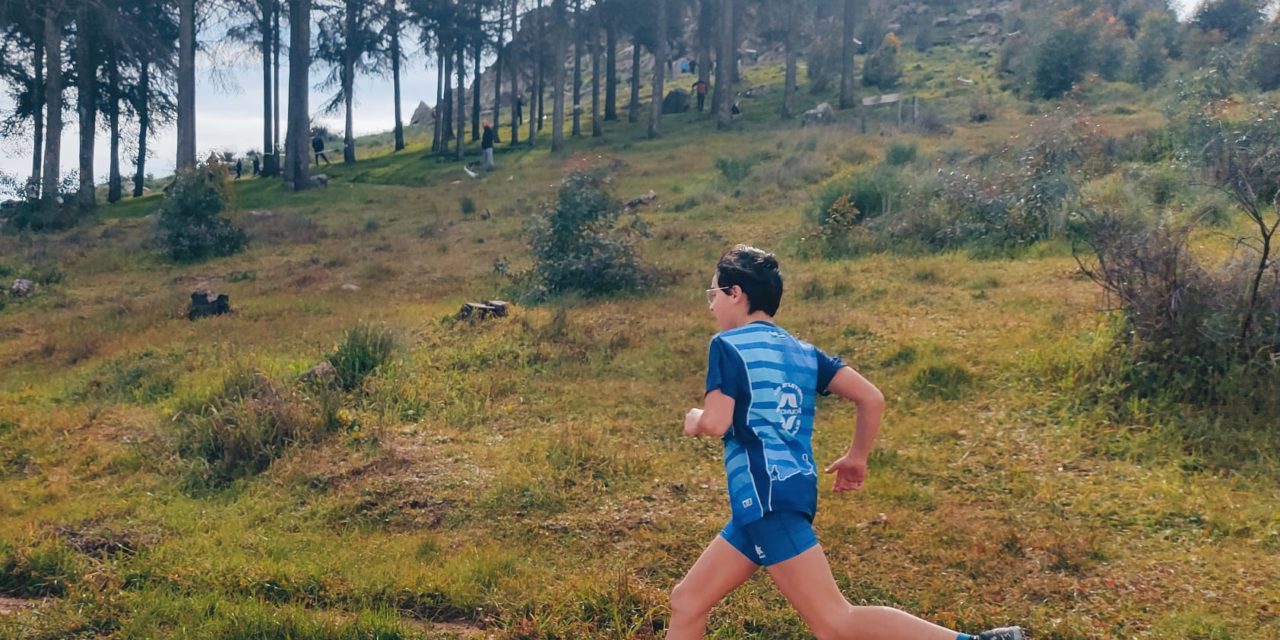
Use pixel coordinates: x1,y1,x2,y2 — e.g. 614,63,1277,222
670,245,1025,640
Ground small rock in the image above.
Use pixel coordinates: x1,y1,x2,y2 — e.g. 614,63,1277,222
456,300,511,321
302,361,338,382
623,190,658,212
9,279,36,298
341,283,361,291
310,174,329,188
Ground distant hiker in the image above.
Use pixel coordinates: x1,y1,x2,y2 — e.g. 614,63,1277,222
515,96,525,126
669,244,1029,640
312,135,330,165
690,59,698,76
251,155,261,177
234,158,243,180
731,100,742,117
481,121,497,171
693,79,709,112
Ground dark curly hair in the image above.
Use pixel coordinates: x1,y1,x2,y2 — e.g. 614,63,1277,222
715,244,783,316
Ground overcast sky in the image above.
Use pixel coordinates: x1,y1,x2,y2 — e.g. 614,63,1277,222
0,0,1205,196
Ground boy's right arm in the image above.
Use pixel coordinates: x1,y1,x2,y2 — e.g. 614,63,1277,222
822,367,885,492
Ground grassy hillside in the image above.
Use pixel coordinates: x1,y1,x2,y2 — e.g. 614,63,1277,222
2,43,1279,640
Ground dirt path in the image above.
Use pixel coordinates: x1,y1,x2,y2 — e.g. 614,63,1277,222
0,597,40,615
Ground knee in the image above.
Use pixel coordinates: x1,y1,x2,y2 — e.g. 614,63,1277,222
668,581,709,621
809,605,861,640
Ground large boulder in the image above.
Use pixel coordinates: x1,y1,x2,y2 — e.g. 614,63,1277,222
801,102,835,127
409,101,434,126
662,88,691,114
9,279,35,298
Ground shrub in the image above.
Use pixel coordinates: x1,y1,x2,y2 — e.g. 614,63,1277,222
1072,209,1280,406
885,142,918,166
1134,24,1169,89
1033,25,1092,99
157,162,247,262
910,362,972,401
715,152,774,185
1142,166,1184,207
328,324,397,391
1245,24,1280,92
1193,0,1266,42
177,370,340,489
813,165,903,224
0,171,81,232
714,156,754,184
459,196,476,214
862,34,903,89
526,170,652,298
969,96,997,123
0,540,80,597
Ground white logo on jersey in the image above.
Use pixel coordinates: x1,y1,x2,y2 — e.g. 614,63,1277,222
778,383,804,435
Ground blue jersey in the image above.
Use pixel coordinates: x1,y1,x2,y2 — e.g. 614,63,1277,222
705,321,844,525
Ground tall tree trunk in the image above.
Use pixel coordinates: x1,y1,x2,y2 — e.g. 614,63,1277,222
509,0,520,144
389,0,404,150
42,1,63,206
697,0,713,93
604,16,617,121
591,20,602,137
471,36,481,141
433,49,444,152
627,34,640,122
284,0,311,190
648,0,666,139
710,0,722,114
716,0,734,130
455,41,465,161
839,0,855,109
494,0,504,142
177,0,196,170
342,0,357,164
261,0,274,174
30,32,45,195
273,0,280,165
731,0,742,83
571,0,581,137
76,3,97,210
782,0,797,119
536,0,545,133
107,49,122,203
527,0,537,144
550,0,566,152
441,46,453,149
133,63,149,198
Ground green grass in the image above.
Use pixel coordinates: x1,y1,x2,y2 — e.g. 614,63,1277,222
1,40,1279,640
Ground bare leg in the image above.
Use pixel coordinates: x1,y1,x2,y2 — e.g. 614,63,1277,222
766,545,959,640
666,535,759,640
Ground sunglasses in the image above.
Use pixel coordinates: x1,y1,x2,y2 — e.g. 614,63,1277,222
705,286,731,305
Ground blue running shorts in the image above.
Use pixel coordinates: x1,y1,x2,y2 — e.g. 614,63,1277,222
720,511,819,567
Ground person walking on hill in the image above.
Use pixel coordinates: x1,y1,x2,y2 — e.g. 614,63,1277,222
481,121,497,172
312,134,331,166
692,79,709,112
669,244,1028,640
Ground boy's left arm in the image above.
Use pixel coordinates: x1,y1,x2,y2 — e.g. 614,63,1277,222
684,390,735,437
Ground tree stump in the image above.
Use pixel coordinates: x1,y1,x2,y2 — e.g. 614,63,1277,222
188,290,231,320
